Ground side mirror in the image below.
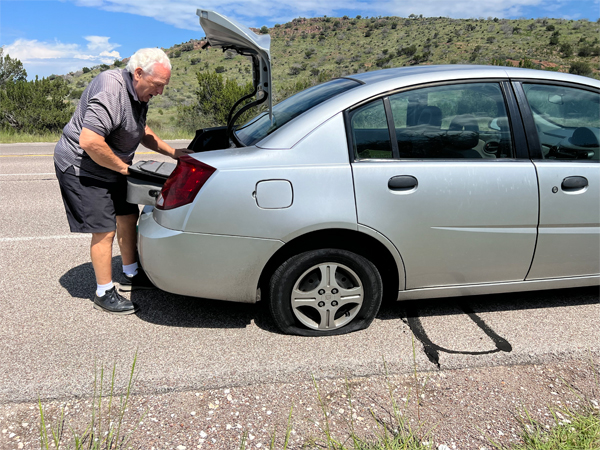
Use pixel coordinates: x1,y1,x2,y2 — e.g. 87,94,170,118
489,118,501,131
548,94,563,105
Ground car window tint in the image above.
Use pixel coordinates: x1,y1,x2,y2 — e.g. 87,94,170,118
350,99,393,159
389,83,514,159
235,78,361,147
522,84,599,160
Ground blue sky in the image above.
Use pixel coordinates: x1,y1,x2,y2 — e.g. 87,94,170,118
1,0,599,79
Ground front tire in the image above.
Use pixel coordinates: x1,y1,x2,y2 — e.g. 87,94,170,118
268,249,382,336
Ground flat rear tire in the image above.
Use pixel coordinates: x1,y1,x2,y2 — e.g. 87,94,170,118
268,249,382,336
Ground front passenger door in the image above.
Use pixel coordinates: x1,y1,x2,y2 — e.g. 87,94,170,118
516,82,600,279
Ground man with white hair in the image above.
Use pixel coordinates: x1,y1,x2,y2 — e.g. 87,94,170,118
54,47,191,315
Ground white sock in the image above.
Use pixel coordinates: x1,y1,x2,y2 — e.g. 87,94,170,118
97,281,114,297
123,262,138,277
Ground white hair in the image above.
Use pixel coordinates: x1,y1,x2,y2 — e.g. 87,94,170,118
126,48,171,75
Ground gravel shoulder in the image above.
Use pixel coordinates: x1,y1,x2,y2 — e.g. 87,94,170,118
1,357,598,450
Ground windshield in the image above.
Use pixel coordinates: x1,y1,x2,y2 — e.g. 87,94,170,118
235,78,361,146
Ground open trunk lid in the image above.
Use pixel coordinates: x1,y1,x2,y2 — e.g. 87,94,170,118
198,9,272,124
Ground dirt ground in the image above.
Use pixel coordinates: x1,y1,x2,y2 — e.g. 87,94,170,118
1,357,598,450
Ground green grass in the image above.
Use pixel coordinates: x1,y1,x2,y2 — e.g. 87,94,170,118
38,354,145,450
0,129,62,143
494,406,600,450
305,376,433,450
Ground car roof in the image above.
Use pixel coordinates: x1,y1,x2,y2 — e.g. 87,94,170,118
258,64,600,150
348,64,600,88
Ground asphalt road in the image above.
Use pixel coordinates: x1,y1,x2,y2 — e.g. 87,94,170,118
0,142,598,404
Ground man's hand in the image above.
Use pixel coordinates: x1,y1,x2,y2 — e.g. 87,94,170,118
142,126,192,159
173,148,193,159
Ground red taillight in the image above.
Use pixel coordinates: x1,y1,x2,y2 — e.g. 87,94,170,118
156,156,216,210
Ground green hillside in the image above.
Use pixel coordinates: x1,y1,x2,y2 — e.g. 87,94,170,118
64,15,599,137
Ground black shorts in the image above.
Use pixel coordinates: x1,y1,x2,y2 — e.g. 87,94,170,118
55,165,139,233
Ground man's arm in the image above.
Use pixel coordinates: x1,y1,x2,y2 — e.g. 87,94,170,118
141,126,192,159
80,127,130,175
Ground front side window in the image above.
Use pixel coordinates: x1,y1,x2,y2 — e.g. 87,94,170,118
522,83,599,160
389,83,514,159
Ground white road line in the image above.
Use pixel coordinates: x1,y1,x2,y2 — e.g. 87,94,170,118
0,173,55,176
0,235,89,243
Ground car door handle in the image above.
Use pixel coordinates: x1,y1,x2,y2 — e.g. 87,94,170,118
388,175,418,191
561,176,588,192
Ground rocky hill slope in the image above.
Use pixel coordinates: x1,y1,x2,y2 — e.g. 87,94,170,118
62,15,599,131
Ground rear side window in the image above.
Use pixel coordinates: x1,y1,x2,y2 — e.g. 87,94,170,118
389,83,514,159
522,83,599,160
350,99,393,159
235,78,361,146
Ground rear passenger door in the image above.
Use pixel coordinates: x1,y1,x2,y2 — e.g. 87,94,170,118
514,82,600,279
349,81,539,290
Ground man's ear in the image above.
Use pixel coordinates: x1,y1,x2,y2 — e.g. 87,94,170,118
134,67,144,81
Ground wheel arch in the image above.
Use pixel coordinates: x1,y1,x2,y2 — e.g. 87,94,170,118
258,228,404,303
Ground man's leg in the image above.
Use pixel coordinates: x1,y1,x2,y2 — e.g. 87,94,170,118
90,229,138,314
116,213,138,266
115,212,155,291
91,230,116,285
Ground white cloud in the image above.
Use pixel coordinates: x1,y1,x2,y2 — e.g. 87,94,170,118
4,39,81,61
3,37,121,78
85,35,120,53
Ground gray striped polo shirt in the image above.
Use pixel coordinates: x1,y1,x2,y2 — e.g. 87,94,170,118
54,69,148,182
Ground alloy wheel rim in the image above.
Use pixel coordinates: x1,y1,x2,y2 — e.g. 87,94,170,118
290,262,364,331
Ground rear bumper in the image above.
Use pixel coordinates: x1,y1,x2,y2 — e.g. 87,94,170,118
138,207,284,303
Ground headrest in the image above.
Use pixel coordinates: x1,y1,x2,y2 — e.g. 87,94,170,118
569,127,600,148
417,106,442,127
449,114,479,132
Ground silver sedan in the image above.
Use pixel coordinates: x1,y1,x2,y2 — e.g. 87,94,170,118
133,12,600,336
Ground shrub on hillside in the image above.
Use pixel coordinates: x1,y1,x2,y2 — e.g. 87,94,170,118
560,43,573,57
578,44,600,57
176,70,254,131
397,45,417,57
569,61,592,76
518,58,539,69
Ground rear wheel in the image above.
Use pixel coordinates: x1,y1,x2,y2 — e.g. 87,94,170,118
268,249,382,336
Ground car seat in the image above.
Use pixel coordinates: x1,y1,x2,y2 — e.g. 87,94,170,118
448,114,491,159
